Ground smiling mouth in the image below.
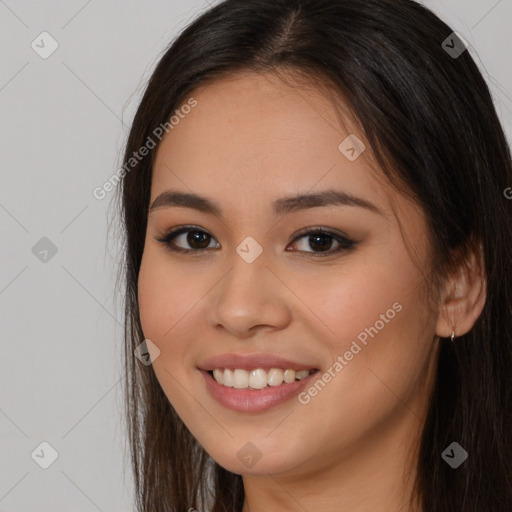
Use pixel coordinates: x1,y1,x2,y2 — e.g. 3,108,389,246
207,368,318,389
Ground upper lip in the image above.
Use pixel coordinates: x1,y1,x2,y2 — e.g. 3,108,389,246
198,353,319,372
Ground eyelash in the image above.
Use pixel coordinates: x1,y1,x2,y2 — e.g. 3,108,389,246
155,225,357,258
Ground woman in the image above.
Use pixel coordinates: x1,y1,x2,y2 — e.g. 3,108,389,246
114,0,512,510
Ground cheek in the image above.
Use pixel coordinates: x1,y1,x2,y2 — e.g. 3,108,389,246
295,246,433,399
137,247,212,394
296,259,418,353
138,253,169,341
137,251,198,407
138,248,194,343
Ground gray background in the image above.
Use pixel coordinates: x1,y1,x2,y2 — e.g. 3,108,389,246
0,1,511,511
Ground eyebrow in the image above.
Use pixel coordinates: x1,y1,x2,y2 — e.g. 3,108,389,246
149,189,384,216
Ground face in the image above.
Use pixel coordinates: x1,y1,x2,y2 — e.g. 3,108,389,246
137,71,440,478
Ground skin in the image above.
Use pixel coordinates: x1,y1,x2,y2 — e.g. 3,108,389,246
137,71,486,512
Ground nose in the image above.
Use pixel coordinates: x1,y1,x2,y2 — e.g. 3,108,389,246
206,249,292,339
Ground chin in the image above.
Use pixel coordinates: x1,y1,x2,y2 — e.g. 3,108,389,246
201,438,310,477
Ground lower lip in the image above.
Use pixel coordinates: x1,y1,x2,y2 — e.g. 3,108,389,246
200,369,318,412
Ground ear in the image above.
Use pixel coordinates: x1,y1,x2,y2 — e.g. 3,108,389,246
435,241,487,338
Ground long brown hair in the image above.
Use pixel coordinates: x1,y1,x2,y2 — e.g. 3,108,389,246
113,1,512,510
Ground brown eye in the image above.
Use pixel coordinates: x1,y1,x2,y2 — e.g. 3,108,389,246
156,226,356,257
184,230,212,249
155,227,219,253
288,229,356,257
303,233,335,252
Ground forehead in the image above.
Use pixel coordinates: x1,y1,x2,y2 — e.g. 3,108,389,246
151,71,389,213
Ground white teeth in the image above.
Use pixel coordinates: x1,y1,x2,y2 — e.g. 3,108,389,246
267,368,284,386
283,369,296,383
223,368,234,387
233,369,249,388
211,367,314,389
249,369,267,389
213,369,224,385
